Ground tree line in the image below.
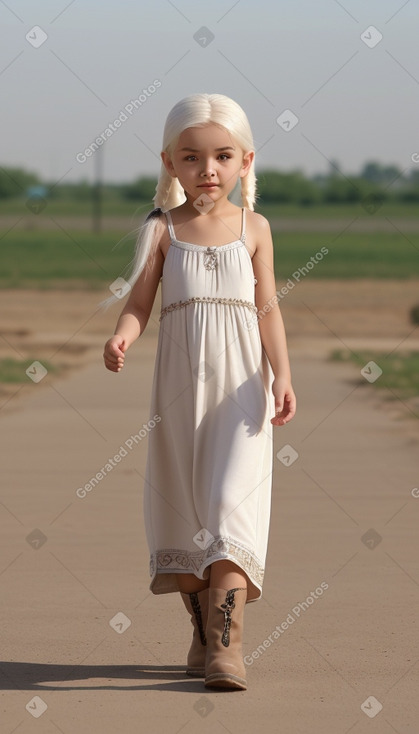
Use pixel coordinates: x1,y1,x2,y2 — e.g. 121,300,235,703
1,161,419,205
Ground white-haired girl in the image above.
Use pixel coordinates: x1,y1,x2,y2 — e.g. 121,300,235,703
103,93,296,690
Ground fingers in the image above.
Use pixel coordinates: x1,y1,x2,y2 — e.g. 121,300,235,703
270,392,296,426
270,409,292,426
104,353,125,372
103,338,126,372
271,412,288,426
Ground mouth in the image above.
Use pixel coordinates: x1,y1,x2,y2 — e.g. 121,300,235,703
198,184,219,188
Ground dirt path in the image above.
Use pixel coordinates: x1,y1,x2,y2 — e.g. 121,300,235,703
1,279,418,406
0,284,418,732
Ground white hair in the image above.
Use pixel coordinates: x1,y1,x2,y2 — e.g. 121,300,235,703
101,93,257,309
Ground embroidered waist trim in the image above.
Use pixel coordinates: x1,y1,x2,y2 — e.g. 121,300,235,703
159,296,257,321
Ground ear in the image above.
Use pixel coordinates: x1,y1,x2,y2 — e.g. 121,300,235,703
161,151,177,178
239,150,255,179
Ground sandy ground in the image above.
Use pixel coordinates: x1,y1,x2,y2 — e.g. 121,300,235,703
2,279,419,414
1,280,419,733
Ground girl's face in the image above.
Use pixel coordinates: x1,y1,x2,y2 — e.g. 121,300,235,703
161,123,254,205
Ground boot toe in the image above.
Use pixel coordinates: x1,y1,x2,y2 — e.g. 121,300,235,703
205,672,247,690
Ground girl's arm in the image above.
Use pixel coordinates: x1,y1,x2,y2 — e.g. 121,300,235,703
103,218,165,372
251,215,296,426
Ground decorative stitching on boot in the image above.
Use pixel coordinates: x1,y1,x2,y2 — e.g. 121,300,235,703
220,588,242,647
190,592,207,646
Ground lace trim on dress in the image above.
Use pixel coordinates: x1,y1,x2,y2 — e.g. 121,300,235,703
159,296,258,321
169,238,245,253
149,536,265,587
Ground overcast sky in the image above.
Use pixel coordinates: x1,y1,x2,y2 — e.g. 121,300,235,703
1,0,418,184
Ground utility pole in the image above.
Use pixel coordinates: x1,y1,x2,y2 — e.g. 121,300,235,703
92,146,103,233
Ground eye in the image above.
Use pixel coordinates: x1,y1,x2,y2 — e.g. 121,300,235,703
184,155,197,161
218,154,230,160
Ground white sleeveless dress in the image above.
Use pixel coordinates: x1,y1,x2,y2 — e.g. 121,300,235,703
143,207,275,601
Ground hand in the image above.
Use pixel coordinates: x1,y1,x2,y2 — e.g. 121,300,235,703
270,376,296,426
103,335,126,372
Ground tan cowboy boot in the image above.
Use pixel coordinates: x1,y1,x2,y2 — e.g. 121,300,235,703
204,587,247,690
180,588,209,677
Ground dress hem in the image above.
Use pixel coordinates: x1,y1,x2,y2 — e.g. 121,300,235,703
148,535,265,602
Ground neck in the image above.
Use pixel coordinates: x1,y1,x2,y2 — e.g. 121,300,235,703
182,195,240,218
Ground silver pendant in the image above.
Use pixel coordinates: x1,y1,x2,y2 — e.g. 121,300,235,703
203,246,218,271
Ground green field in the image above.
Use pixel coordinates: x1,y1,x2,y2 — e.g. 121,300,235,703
331,349,419,403
1,199,419,287
0,228,418,288
0,358,59,383
2,197,419,219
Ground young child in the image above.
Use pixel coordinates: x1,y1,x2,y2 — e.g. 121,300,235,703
103,93,296,691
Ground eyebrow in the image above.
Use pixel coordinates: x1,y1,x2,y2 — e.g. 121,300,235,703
179,146,236,152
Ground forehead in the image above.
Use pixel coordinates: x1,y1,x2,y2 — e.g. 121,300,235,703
175,124,236,150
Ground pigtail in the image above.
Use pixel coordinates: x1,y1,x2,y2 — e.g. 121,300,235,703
100,166,188,310
153,163,185,211
99,207,165,310
240,160,257,211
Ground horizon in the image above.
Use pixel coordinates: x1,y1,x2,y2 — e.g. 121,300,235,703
2,0,418,185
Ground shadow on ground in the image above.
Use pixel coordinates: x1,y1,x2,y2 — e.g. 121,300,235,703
0,662,212,692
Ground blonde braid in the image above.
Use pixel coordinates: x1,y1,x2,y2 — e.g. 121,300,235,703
153,162,186,211
240,159,257,211
153,164,173,211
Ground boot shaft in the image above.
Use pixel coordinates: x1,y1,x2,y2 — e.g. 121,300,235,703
205,587,247,690
180,587,209,676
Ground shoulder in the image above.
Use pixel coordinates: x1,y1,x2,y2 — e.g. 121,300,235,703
246,210,271,236
245,210,273,254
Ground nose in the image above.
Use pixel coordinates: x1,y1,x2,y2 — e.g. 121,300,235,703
200,160,216,177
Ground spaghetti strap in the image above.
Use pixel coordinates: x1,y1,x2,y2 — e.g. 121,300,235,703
240,207,246,243
164,210,176,242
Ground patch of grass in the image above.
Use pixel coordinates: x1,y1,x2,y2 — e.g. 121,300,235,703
0,197,150,218
2,196,419,219
0,358,60,383
258,202,419,220
330,349,419,400
0,226,418,288
273,231,419,280
0,230,133,288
